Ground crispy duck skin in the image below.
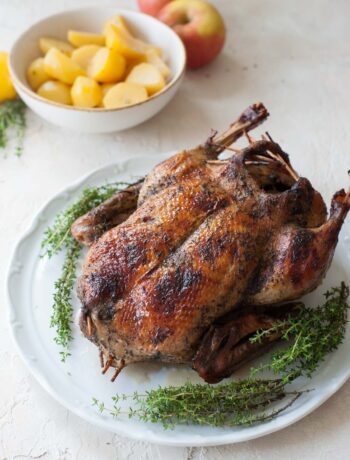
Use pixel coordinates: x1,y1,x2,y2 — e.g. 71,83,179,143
74,103,349,383
71,103,269,245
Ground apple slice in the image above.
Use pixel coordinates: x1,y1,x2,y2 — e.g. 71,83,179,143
126,62,165,95
103,82,148,108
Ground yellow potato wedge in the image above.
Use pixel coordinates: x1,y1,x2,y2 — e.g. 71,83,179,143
105,24,146,60
44,48,85,85
27,57,50,91
68,30,105,47
71,76,102,108
146,49,170,79
0,51,17,102
98,83,114,107
103,82,148,109
71,45,101,70
105,24,162,59
37,80,72,105
126,62,165,96
103,15,133,38
124,55,147,78
39,37,74,56
87,47,126,83
139,41,163,57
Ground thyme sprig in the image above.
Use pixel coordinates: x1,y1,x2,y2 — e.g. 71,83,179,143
42,181,127,360
0,99,26,156
50,240,81,361
94,283,349,428
93,380,304,429
250,283,349,383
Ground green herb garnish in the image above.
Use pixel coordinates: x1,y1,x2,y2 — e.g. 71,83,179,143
93,379,304,429
42,182,127,360
50,240,81,361
250,283,349,383
0,99,26,156
94,284,349,428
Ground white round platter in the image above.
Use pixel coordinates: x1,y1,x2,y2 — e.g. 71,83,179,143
6,152,350,446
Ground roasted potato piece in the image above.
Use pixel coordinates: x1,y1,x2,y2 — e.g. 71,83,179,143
27,57,50,91
87,47,125,83
44,48,85,84
39,37,74,56
71,76,102,108
146,49,170,79
37,80,72,105
71,45,101,70
103,15,133,37
98,83,114,107
68,30,105,47
126,62,165,95
105,24,162,59
103,82,148,108
105,24,146,60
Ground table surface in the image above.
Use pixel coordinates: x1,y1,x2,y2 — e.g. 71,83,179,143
1,0,350,458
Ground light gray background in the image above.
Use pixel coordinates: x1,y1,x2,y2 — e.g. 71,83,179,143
1,0,350,458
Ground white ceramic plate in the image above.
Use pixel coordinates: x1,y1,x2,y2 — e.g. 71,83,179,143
7,152,350,446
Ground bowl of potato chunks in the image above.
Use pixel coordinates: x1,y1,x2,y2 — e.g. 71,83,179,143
9,6,186,132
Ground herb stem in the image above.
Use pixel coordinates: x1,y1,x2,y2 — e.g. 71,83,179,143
0,99,26,156
94,283,349,428
42,181,128,359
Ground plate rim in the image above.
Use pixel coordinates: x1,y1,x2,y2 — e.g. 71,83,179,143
6,152,350,447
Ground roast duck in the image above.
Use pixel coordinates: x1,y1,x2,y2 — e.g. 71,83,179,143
71,103,350,383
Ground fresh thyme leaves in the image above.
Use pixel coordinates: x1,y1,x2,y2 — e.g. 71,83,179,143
50,240,81,361
93,283,349,428
0,99,26,156
42,181,127,360
93,379,304,429
41,182,129,258
250,283,349,383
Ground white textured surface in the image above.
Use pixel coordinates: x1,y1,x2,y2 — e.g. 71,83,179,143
1,0,350,458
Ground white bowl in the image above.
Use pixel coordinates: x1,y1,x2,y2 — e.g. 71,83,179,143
9,7,186,133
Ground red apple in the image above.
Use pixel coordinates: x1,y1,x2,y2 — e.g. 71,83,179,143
157,0,226,69
137,0,172,17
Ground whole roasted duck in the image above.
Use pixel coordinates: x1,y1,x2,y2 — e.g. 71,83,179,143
71,103,350,383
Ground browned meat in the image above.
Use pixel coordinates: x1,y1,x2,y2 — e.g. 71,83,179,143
73,103,350,383
193,302,301,383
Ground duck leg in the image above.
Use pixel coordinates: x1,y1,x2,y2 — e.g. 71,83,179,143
71,179,143,245
192,302,299,383
246,187,350,305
